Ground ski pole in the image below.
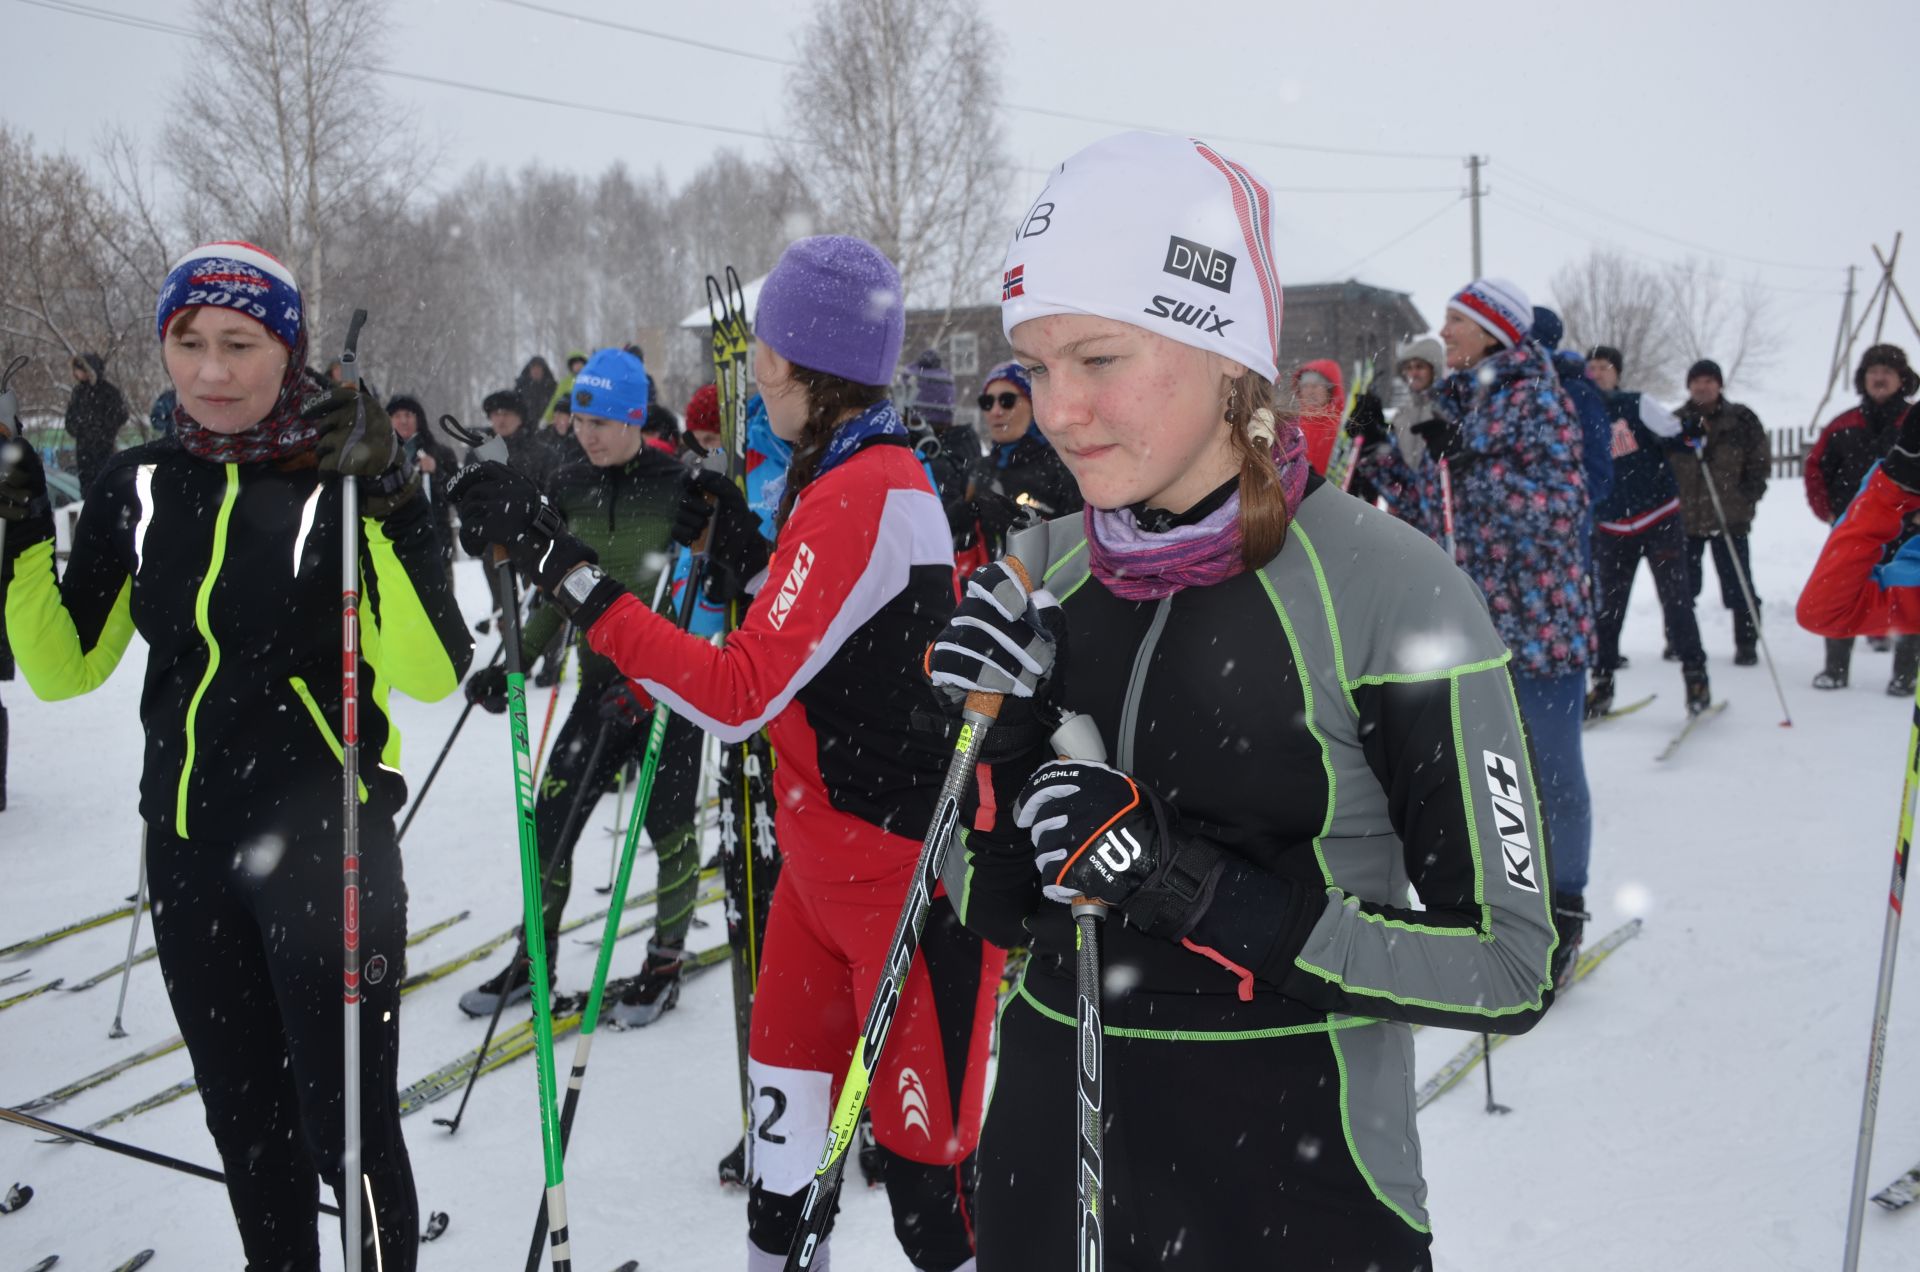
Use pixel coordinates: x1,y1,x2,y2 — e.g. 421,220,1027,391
783,553,1067,1271
523,570,692,1271
1042,694,1111,1272
1842,676,1920,1271
107,827,147,1039
1694,450,1792,727
336,308,370,1272
0,1108,344,1216
491,548,575,1272
1438,457,1457,560
0,355,27,565
398,638,505,843
1481,1034,1510,1115
531,626,571,785
784,651,1009,1270
437,712,612,1138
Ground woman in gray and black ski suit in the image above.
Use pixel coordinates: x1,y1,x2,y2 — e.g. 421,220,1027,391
926,132,1558,1271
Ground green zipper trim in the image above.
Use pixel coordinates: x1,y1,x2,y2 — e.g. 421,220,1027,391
1014,981,1378,1042
288,676,370,803
176,465,241,834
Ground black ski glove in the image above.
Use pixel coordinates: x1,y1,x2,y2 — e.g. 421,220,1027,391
1014,759,1231,941
672,468,770,602
0,439,54,562
596,678,655,729
307,384,419,517
448,461,566,571
1885,409,1920,494
1410,416,1462,461
464,664,509,715
1344,390,1389,445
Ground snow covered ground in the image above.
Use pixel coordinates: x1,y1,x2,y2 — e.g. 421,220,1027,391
5,487,1920,1271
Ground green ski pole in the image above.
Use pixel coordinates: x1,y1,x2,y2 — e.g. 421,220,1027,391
492,548,574,1272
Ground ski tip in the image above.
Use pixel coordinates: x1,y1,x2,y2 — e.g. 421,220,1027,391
110,1252,155,1272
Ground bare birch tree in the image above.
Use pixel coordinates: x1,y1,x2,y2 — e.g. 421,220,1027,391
0,126,163,418
1552,249,1782,396
164,0,424,331
782,0,1011,308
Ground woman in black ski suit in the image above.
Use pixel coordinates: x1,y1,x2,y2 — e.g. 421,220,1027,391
926,133,1558,1271
0,242,471,1271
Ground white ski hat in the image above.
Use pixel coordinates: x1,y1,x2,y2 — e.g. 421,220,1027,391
1000,131,1284,383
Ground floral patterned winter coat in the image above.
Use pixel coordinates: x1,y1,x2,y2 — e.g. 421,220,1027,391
1356,340,1592,678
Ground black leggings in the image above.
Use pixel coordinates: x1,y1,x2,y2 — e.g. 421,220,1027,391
147,822,415,1272
533,685,706,950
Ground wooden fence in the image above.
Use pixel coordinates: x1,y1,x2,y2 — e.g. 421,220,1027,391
1770,424,1818,481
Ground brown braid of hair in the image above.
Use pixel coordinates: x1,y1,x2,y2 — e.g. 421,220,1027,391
1223,373,1295,568
772,362,890,532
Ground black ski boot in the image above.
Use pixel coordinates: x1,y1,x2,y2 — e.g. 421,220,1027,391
458,950,553,1018
1550,893,1589,991
1813,668,1848,690
1584,673,1615,722
1661,643,1679,662
1733,611,1759,667
1684,668,1712,715
607,940,684,1029
717,1136,747,1188
1891,672,1918,698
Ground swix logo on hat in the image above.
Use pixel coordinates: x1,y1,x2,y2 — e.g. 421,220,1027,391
1002,265,1026,301
1162,236,1236,293
1143,295,1233,336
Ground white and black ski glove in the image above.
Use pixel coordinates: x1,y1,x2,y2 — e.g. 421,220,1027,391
1014,759,1229,941
926,561,1063,702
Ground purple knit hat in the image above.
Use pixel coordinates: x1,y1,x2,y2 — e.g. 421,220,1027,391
754,236,905,388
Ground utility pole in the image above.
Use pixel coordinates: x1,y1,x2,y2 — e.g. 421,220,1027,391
1466,155,1486,278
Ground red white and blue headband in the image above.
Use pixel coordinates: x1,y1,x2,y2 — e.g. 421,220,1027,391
155,241,305,352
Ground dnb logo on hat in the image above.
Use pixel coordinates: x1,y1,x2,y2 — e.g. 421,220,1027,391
1163,237,1236,294
1002,264,1026,301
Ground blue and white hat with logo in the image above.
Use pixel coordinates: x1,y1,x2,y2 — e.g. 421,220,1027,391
998,131,1284,383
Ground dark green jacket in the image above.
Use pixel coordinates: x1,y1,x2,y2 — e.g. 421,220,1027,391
6,439,472,840
520,446,685,692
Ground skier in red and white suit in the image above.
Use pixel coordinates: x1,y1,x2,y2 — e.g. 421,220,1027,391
451,235,999,1272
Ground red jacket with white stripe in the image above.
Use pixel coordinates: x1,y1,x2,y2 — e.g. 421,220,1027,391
585,435,956,884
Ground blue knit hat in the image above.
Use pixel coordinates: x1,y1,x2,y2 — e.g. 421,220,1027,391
754,236,905,388
156,241,303,351
571,348,650,425
981,360,1032,401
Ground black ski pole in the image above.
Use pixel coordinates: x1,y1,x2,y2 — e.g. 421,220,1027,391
397,639,506,844
1694,449,1792,726
0,1107,342,1217
435,713,614,1137
1481,1035,1510,1115
106,827,148,1039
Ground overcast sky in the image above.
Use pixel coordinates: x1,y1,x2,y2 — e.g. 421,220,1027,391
10,0,1917,428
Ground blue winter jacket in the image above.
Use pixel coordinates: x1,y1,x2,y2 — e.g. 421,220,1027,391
1552,351,1614,509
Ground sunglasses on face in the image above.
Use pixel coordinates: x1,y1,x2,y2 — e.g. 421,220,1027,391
978,391,1023,411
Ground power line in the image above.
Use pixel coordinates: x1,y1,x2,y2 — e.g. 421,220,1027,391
1488,192,1844,298
492,0,792,67
1327,195,1466,279
17,0,796,145
1501,164,1841,274
486,0,1461,163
